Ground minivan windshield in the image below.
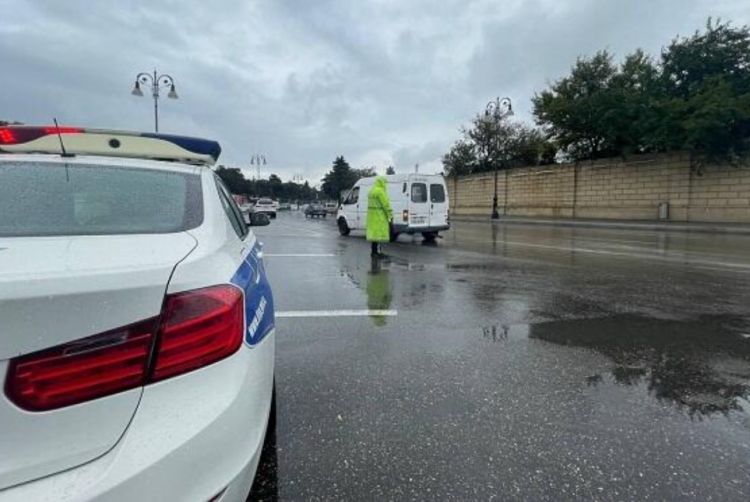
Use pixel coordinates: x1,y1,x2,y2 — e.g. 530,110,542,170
0,161,203,237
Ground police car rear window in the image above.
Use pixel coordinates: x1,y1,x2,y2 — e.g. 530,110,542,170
0,161,203,237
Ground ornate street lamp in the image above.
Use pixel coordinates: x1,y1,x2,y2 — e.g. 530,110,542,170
250,154,267,180
485,97,513,219
131,70,178,132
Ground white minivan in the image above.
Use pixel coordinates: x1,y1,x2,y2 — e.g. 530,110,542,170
337,173,450,241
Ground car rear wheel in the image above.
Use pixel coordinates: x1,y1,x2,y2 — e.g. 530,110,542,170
338,217,350,236
422,231,437,242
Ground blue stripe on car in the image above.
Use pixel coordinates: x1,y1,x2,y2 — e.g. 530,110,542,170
230,244,275,346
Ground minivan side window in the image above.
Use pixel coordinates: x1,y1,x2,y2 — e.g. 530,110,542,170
411,183,427,203
345,187,359,205
430,184,446,203
214,176,248,239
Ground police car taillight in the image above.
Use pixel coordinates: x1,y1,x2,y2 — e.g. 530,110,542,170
5,285,244,411
151,285,244,382
0,126,83,145
5,319,156,411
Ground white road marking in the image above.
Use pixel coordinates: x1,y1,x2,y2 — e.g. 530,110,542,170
255,233,326,238
265,253,335,257
276,309,398,318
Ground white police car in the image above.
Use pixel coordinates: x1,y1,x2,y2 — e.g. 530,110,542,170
0,126,275,501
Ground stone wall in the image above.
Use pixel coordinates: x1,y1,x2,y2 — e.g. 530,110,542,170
446,153,750,223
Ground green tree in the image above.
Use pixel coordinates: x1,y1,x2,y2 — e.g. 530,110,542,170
606,49,664,154
442,140,477,176
215,167,321,201
215,166,247,194
321,156,358,201
509,126,558,166
267,174,282,198
465,113,509,172
385,165,396,175
532,19,750,164
533,51,620,160
659,19,750,162
662,18,750,99
353,167,377,179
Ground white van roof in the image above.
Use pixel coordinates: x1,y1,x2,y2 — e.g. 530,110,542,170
355,173,445,185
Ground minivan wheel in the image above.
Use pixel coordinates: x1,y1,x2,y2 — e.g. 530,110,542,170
338,217,351,236
422,231,437,242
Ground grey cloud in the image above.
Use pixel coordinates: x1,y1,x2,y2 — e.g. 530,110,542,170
2,0,749,184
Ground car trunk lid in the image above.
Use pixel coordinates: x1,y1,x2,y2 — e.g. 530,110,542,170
0,233,196,489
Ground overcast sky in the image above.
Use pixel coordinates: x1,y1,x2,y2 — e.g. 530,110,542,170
2,0,748,184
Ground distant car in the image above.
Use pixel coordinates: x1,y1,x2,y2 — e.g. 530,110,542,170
324,201,338,214
254,198,277,219
305,203,328,218
0,125,275,501
278,202,291,211
239,203,254,224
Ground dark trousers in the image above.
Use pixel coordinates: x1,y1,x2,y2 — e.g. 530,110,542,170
371,242,380,255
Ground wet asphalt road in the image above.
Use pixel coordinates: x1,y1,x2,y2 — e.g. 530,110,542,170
248,212,750,501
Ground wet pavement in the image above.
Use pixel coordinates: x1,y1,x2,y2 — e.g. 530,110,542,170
249,212,750,501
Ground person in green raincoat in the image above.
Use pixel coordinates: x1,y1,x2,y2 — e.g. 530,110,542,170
366,176,393,256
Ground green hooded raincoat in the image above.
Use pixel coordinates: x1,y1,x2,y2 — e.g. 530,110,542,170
366,176,393,243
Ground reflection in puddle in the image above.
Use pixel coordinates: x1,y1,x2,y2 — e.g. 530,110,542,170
530,315,750,417
387,255,428,271
367,256,392,326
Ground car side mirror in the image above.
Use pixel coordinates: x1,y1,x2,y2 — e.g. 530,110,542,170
249,212,271,226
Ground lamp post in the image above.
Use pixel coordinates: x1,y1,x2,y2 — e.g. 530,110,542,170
250,154,267,180
485,96,513,219
131,70,178,132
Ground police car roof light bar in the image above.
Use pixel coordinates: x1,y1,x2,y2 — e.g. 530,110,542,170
0,125,221,165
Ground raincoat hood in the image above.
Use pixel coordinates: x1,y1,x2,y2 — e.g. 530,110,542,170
374,176,387,190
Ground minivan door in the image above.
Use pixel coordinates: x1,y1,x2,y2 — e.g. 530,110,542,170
408,181,430,230
429,182,448,228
